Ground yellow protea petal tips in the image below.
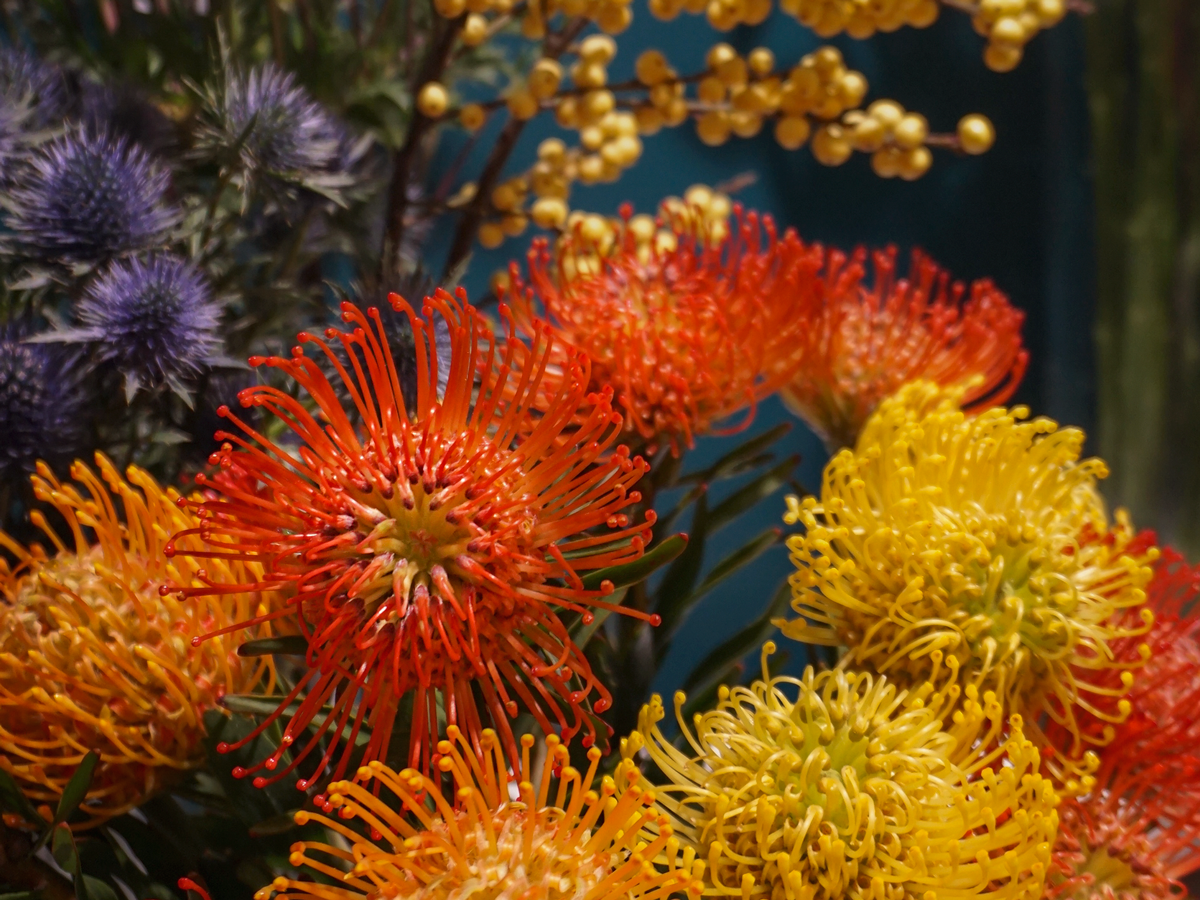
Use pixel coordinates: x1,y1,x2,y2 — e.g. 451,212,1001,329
0,454,275,828
264,726,703,900
619,643,1058,900
779,381,1158,769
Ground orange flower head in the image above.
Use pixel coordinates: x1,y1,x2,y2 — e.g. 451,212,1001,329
168,288,654,789
0,454,274,828
262,726,703,900
779,245,1028,450
506,205,811,454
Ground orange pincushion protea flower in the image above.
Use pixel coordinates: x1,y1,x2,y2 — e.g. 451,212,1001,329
779,245,1028,449
260,726,702,900
0,455,275,828
506,207,811,454
168,289,654,790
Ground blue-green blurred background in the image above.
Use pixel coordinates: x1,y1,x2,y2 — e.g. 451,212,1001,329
445,14,1096,691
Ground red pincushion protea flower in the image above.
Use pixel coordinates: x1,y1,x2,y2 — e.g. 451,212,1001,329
167,288,655,789
779,245,1028,450
1045,548,1200,900
505,206,812,455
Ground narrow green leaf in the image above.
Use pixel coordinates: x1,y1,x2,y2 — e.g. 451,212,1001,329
236,635,309,657
652,495,709,642
569,587,626,646
54,751,98,825
676,423,792,486
681,581,792,696
220,694,294,716
581,534,688,592
72,838,88,900
0,891,42,900
707,455,799,535
0,766,44,827
692,528,783,601
80,880,116,900
52,824,77,872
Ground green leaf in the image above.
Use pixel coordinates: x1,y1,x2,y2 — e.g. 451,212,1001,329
52,824,77,872
568,587,625,647
0,892,42,900
676,423,792,486
0,767,43,827
707,455,799,535
80,880,116,900
692,528,783,601
652,495,709,643
681,580,792,696
54,751,98,825
581,534,688,592
220,694,293,716
237,635,310,657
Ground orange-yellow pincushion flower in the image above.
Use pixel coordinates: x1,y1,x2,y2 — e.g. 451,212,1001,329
780,381,1158,784
506,206,811,454
168,289,655,790
259,726,703,900
0,454,276,828
779,246,1027,450
619,642,1059,900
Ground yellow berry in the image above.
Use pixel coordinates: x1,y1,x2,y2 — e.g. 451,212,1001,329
1036,0,1065,24
650,81,680,107
461,13,488,44
715,56,749,87
435,0,468,16
893,112,928,149
479,221,505,248
417,82,449,118
580,125,605,150
573,61,608,89
730,110,762,138
555,96,579,127
529,59,563,99
577,153,605,183
506,89,539,120
813,46,844,77
628,213,656,243
580,214,609,243
648,0,684,18
459,102,486,130
521,6,546,37
840,71,868,108
538,137,567,163
908,0,939,26
748,47,775,76
491,182,522,211
744,0,771,23
899,146,932,180
635,105,664,134
636,49,671,85
582,89,615,119
531,197,569,229
706,43,738,70
501,213,529,237
684,184,714,208
984,42,1023,72
580,34,618,63
662,97,689,126
696,110,731,146
990,15,1026,45
698,76,726,104
850,115,886,151
957,113,996,155
775,115,812,150
811,123,852,166
871,146,903,178
866,99,904,130
596,5,632,33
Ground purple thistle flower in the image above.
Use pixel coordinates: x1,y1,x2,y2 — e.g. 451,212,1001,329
0,48,71,127
0,324,87,484
7,128,175,265
76,254,221,396
207,64,342,178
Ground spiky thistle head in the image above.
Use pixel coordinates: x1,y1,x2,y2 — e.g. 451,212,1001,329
261,726,703,900
0,324,87,486
73,253,221,397
620,643,1059,900
0,454,277,828
198,63,343,184
781,381,1159,788
778,245,1028,450
505,206,810,455
6,128,174,265
0,47,70,127
167,288,657,789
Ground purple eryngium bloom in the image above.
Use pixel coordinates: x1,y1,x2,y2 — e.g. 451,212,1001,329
77,254,221,396
0,325,86,483
8,128,174,265
0,47,70,127
213,64,342,177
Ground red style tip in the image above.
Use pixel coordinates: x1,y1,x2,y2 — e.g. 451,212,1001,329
648,614,662,627
594,698,612,712
252,776,268,789
190,635,201,647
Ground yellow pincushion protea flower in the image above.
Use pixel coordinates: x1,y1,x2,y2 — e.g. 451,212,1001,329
619,643,1059,900
0,455,276,828
261,726,703,900
779,381,1158,781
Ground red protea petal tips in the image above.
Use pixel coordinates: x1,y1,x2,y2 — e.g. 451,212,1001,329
778,245,1028,450
166,287,653,789
505,204,811,455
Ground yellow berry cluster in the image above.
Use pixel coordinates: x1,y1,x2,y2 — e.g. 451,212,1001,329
644,0,773,31
971,0,1067,71
779,0,939,37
